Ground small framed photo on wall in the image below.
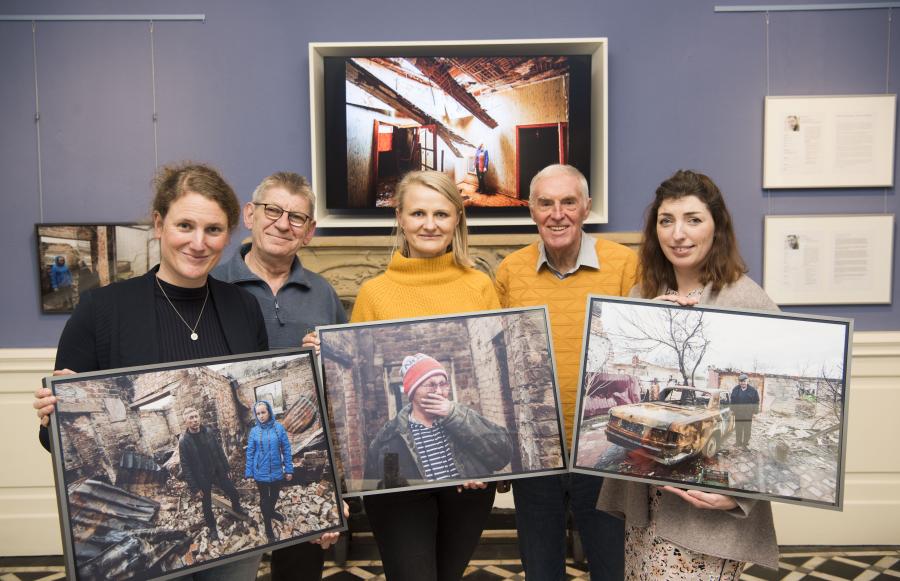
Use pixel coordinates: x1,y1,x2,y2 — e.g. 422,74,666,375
36,223,160,314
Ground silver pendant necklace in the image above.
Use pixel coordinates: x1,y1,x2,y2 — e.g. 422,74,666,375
156,276,209,341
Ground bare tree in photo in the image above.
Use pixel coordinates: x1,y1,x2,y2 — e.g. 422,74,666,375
608,307,711,386
811,362,845,435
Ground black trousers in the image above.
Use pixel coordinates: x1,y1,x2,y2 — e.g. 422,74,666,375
363,484,496,581
200,476,241,530
476,170,487,193
271,542,325,581
256,481,281,527
734,420,753,446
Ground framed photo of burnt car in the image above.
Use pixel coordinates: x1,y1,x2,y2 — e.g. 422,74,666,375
570,296,852,510
45,348,345,581
36,223,160,314
317,307,567,497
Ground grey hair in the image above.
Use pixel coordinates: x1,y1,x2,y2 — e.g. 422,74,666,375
251,172,316,220
528,164,589,204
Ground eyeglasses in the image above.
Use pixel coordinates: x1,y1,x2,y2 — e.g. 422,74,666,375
253,203,311,228
419,379,451,392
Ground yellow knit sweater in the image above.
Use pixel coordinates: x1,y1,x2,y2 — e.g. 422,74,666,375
351,251,500,323
494,237,638,443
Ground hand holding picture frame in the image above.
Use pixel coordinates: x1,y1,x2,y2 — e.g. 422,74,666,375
46,348,345,581
571,296,852,511
317,307,568,496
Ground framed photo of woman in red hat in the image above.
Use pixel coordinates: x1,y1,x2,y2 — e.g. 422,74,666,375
318,307,568,496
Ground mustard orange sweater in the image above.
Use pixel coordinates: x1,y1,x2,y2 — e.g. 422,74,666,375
494,237,638,443
351,251,500,323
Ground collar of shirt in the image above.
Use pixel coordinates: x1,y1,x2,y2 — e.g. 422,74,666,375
221,242,312,289
536,231,599,279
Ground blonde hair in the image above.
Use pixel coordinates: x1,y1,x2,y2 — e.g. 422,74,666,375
392,171,472,268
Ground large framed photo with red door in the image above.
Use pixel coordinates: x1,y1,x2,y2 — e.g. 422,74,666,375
570,296,852,511
317,307,567,497
45,348,345,581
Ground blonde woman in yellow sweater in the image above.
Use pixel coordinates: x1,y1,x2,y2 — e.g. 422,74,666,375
351,170,500,581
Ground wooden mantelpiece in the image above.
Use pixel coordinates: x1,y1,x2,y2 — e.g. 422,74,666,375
299,232,641,306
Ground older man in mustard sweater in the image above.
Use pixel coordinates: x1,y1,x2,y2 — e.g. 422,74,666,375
495,164,637,581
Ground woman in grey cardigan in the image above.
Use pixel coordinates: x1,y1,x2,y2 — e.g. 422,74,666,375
597,170,780,579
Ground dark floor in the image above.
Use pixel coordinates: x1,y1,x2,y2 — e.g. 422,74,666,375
2,544,898,580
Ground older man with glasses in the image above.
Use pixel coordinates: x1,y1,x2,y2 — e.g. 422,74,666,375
212,171,346,581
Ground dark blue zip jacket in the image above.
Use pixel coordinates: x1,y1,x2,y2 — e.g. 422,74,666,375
245,400,293,483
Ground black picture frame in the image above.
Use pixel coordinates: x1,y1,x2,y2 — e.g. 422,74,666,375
46,348,346,581
317,307,568,496
36,223,160,314
571,296,853,511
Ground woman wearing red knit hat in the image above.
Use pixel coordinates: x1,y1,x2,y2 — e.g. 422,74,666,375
351,170,502,581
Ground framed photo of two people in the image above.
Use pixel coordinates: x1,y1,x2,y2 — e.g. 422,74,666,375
570,296,853,511
317,306,569,496
45,348,345,581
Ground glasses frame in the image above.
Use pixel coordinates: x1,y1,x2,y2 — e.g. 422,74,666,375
253,202,311,228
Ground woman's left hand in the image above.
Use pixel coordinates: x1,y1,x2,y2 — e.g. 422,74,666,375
662,486,738,510
284,474,292,482
312,501,350,549
456,480,487,492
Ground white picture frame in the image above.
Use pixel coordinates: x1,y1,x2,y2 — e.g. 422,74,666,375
763,214,895,305
308,38,609,228
763,94,896,189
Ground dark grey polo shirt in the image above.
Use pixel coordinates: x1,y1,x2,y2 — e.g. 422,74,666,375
212,243,347,349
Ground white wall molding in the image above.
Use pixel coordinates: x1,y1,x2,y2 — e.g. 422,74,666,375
2,333,898,555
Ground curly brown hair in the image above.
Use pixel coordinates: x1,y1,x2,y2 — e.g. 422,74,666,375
638,170,746,298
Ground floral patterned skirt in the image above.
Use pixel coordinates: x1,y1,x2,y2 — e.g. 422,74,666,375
624,488,745,581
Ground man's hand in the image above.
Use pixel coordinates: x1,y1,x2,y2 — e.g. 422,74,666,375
662,486,738,511
301,331,320,355
420,393,452,418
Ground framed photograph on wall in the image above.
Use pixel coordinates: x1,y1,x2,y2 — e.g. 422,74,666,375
571,296,852,510
317,307,567,496
36,223,160,314
763,94,896,188
46,348,345,581
309,38,609,228
763,214,895,305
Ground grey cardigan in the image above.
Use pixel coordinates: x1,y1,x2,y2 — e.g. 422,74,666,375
596,275,780,570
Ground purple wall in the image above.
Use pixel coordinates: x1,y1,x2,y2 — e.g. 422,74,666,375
1,0,897,347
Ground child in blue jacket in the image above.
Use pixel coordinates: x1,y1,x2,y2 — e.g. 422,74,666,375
245,400,293,541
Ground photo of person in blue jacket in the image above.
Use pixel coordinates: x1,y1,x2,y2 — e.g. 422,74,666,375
245,400,293,541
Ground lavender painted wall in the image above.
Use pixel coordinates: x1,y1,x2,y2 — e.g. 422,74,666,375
0,0,897,347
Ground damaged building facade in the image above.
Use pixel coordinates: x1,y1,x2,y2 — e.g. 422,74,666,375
54,354,340,580
322,310,564,490
345,56,574,207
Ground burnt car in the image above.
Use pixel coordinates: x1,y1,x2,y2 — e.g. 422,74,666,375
605,386,735,465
